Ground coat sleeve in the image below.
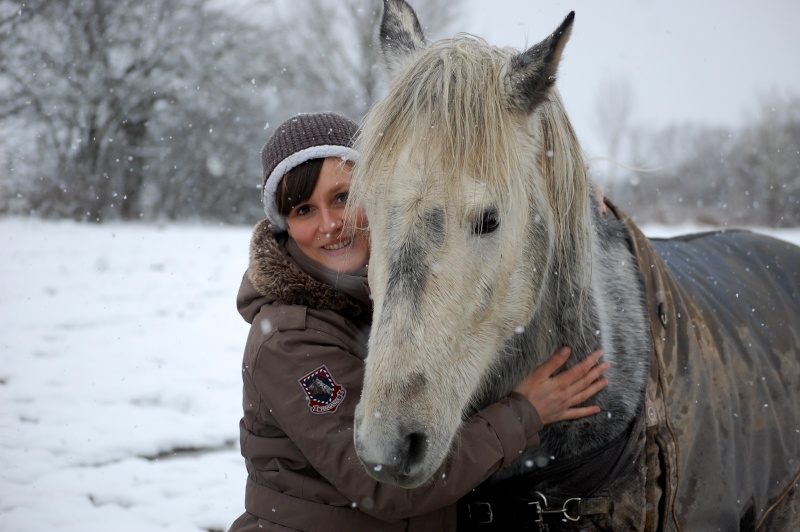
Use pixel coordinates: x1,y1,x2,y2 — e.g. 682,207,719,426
248,322,542,521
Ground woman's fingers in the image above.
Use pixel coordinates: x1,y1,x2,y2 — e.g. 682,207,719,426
569,376,609,407
581,361,610,387
555,349,609,412
534,346,571,380
514,347,610,424
571,349,604,375
554,349,605,385
552,373,609,422
553,404,602,422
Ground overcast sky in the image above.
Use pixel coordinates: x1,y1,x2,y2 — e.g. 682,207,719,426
459,0,800,155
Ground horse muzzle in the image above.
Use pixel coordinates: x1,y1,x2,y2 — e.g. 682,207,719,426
353,401,437,488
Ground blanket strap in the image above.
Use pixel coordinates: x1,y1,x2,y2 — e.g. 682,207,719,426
459,490,611,531
528,491,611,523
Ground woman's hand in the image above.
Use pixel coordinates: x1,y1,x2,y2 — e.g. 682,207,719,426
513,347,609,425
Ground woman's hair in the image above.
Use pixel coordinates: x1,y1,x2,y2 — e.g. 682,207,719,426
276,158,324,217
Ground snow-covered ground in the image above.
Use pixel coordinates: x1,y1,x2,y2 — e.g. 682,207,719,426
1,217,799,531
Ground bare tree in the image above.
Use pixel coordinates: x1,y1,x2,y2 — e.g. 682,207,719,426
0,0,280,221
0,0,466,222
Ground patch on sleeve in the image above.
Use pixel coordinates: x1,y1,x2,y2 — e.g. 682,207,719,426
298,365,346,414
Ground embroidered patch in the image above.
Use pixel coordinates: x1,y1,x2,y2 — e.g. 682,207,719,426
298,365,346,414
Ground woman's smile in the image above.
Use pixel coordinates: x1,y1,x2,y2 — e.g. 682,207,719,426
322,236,354,252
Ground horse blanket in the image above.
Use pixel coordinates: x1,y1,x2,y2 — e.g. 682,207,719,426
626,212,800,531
460,207,800,531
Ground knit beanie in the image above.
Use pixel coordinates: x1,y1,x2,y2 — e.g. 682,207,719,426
261,112,360,230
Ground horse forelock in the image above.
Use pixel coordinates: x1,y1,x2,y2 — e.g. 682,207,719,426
352,35,530,211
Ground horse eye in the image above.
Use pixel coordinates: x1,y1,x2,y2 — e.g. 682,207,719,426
473,209,500,235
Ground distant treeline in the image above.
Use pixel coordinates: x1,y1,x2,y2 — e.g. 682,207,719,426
601,93,800,227
1,0,797,227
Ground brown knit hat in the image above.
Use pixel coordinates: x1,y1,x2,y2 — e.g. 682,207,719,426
261,112,359,230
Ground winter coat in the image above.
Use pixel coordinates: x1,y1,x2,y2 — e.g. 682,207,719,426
228,220,543,532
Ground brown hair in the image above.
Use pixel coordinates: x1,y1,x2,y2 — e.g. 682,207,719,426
276,158,324,217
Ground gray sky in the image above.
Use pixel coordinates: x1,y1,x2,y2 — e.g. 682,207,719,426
461,0,800,155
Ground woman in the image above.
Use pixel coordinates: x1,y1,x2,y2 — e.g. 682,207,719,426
229,112,608,531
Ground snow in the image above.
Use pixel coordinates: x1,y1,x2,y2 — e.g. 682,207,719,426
1,217,798,531
0,218,250,531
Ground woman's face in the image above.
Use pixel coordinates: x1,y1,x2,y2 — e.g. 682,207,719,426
285,157,369,274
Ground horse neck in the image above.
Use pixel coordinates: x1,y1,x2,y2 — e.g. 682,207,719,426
554,200,652,366
538,201,651,458
480,195,651,470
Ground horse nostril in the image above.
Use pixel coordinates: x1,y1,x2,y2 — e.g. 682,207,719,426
405,431,427,472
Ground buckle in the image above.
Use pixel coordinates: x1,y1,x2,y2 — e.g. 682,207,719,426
467,501,494,524
529,491,582,524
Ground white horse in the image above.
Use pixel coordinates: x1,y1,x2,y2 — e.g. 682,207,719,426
351,1,800,529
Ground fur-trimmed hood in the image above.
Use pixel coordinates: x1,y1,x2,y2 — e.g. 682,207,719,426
237,219,369,325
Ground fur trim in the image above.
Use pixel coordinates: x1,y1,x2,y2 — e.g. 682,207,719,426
247,219,367,317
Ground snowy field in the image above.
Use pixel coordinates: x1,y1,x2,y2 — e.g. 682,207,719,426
1,217,799,531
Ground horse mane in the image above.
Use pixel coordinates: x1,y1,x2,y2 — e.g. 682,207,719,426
538,92,595,347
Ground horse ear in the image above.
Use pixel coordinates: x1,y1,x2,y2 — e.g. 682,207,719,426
379,0,427,77
505,12,574,113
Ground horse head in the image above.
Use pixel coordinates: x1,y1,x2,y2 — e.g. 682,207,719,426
350,0,599,488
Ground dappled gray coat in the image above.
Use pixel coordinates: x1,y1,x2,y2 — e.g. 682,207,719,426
598,210,800,530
